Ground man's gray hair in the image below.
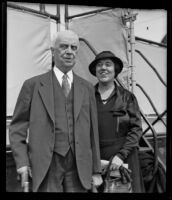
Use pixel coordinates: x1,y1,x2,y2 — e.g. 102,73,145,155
51,30,80,48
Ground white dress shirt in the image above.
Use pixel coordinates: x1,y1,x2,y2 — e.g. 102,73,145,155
53,66,73,89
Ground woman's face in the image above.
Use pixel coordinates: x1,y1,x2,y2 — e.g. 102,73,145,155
95,58,115,83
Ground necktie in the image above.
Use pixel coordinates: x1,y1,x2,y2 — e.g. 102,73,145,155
62,74,70,97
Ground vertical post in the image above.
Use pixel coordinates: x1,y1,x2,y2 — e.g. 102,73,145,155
39,4,45,14
56,4,60,31
129,10,137,94
129,10,135,93
65,4,69,30
122,9,137,93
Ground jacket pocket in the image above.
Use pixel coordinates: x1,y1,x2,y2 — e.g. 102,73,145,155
111,109,129,138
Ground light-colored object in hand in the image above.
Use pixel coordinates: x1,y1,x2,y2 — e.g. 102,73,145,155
101,159,109,168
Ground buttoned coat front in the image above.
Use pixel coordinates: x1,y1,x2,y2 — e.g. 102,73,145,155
9,70,101,192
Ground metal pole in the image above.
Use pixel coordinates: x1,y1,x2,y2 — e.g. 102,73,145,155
66,7,113,20
129,9,136,93
56,4,60,31
40,4,45,14
7,2,59,21
65,5,69,30
122,9,137,93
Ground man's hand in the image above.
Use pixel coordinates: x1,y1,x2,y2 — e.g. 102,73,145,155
92,174,103,187
17,166,32,188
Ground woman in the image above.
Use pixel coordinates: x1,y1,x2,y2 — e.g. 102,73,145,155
88,51,145,192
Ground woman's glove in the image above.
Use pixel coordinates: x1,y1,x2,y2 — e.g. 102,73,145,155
119,165,132,184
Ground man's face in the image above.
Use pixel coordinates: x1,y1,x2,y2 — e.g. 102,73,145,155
53,32,79,73
95,59,115,83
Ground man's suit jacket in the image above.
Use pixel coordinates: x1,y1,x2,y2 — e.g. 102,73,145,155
9,69,101,192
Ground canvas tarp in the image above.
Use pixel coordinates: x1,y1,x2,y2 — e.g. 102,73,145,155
6,7,166,116
7,8,52,116
69,8,130,87
69,9,166,115
131,40,166,115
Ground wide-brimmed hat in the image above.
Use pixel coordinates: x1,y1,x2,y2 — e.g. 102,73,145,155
89,51,123,78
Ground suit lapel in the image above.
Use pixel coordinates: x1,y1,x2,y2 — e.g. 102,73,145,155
38,70,55,124
73,73,84,122
38,71,85,123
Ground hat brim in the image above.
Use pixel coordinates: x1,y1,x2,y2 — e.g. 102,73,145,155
89,56,123,78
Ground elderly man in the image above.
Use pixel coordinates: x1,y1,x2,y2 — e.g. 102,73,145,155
9,30,102,192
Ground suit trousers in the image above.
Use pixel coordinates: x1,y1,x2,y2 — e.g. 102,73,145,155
37,148,86,192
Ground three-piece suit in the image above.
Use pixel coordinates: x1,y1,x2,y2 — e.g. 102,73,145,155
9,69,101,192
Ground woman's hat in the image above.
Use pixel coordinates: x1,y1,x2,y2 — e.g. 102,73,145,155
89,51,123,78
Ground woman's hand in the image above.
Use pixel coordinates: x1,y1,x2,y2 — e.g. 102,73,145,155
110,155,123,171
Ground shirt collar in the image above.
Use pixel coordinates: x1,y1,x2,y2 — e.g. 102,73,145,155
53,66,73,87
95,81,117,100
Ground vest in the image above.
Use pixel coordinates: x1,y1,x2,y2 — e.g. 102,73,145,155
52,73,75,156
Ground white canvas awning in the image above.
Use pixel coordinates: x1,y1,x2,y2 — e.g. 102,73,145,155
7,7,52,116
